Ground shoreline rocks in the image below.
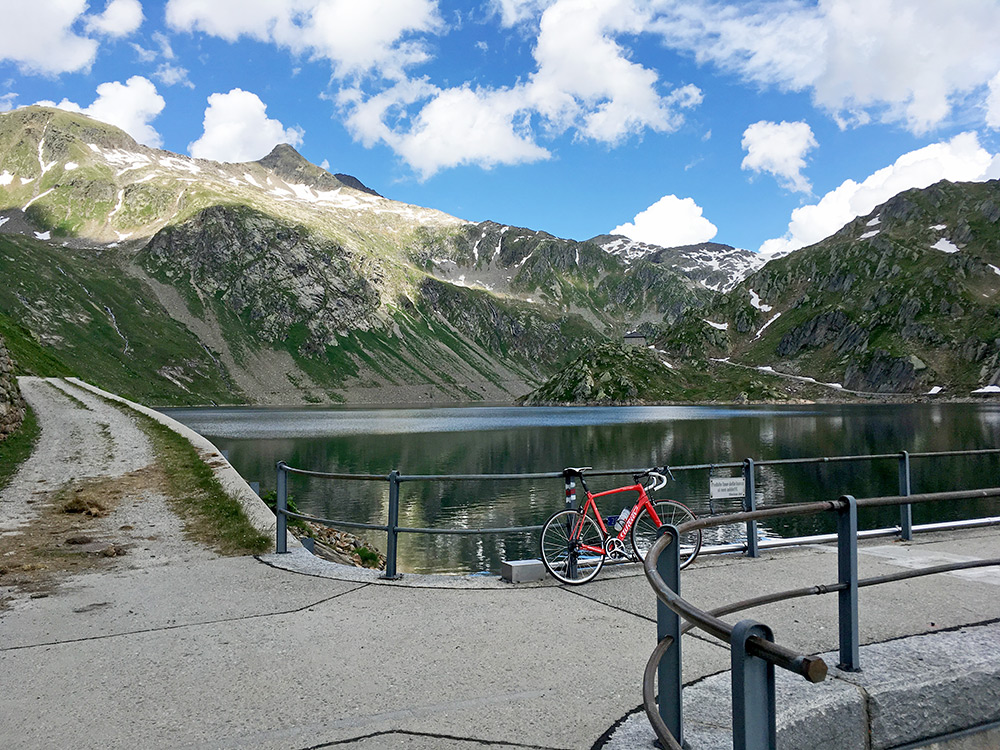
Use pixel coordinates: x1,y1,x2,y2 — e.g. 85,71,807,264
300,520,386,570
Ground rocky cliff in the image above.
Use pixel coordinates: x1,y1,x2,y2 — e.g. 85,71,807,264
0,335,25,440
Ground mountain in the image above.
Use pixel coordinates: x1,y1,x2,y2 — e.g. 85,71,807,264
516,341,831,405
417,222,714,329
643,179,1000,396
0,106,717,405
255,143,381,197
591,235,765,292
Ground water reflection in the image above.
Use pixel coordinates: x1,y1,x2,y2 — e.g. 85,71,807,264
163,403,1000,574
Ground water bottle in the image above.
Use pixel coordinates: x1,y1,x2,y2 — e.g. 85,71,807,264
614,506,631,531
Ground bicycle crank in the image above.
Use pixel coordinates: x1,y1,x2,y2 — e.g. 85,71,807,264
604,537,629,559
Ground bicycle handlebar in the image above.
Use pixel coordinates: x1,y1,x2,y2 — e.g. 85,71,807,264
633,468,669,493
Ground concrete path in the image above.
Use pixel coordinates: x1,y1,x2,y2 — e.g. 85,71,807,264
1,379,999,749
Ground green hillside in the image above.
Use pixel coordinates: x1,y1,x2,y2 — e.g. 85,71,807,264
648,180,1000,395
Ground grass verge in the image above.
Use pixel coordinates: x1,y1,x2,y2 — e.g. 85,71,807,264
0,404,40,492
138,414,271,555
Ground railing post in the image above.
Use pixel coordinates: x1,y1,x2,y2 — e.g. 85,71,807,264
743,458,759,558
656,524,683,745
382,470,402,580
275,461,288,554
837,494,860,671
898,451,913,541
731,619,776,750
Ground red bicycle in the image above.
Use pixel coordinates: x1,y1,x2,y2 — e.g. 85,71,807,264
540,467,701,584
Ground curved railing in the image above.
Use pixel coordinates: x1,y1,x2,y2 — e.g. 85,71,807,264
642,487,1000,749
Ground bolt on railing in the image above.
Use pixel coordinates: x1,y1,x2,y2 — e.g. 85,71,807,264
643,486,1000,750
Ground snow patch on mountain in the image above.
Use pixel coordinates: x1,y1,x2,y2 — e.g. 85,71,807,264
593,234,765,292
748,289,772,312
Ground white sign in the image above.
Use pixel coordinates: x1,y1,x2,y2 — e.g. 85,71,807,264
710,476,745,500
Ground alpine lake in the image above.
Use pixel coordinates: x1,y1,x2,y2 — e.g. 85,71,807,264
163,401,1000,575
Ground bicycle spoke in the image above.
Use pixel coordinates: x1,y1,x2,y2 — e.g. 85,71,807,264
540,509,606,584
630,500,702,570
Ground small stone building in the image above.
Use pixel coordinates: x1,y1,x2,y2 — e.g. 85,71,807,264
0,334,25,441
623,331,647,348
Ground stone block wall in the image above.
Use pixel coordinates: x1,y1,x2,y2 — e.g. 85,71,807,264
0,334,25,441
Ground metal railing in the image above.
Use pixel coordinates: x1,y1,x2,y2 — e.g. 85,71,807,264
643,487,1000,750
273,447,1000,578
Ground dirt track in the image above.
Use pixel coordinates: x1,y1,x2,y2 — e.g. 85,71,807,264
0,377,214,607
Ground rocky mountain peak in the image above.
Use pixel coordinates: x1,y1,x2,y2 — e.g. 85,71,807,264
255,143,380,197
592,234,765,292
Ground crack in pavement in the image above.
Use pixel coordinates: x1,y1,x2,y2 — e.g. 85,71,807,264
301,728,573,749
556,585,656,624
0,580,372,652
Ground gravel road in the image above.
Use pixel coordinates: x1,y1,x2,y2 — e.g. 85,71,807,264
0,377,215,608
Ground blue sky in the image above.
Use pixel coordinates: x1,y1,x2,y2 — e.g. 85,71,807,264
4,0,1000,255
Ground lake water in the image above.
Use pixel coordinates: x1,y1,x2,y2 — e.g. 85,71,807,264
163,402,1000,574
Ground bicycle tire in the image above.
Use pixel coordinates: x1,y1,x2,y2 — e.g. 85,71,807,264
540,509,605,584
630,500,702,570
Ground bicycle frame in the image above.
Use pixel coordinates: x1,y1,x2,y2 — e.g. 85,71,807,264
573,481,660,558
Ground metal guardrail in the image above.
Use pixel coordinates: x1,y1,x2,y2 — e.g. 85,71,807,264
274,447,1000,579
642,487,1000,750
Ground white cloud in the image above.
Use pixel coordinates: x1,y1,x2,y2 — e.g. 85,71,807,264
188,89,304,162
0,0,143,75
759,132,1000,256
37,76,165,146
490,0,556,26
612,195,718,248
527,0,698,143
341,80,549,179
987,72,1000,130
741,120,817,193
84,0,143,37
0,0,98,74
337,0,702,177
651,0,1000,134
166,0,443,79
394,86,551,178
154,64,193,88
0,93,17,112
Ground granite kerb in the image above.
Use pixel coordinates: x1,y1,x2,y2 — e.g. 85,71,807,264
601,620,1000,750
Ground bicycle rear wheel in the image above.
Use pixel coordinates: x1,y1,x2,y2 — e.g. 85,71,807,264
540,509,605,584
630,500,701,570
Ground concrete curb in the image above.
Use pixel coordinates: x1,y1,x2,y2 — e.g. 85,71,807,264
64,377,301,551
601,620,1000,750
258,545,650,589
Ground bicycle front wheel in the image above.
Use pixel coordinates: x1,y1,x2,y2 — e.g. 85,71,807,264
540,509,605,584
630,500,702,570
